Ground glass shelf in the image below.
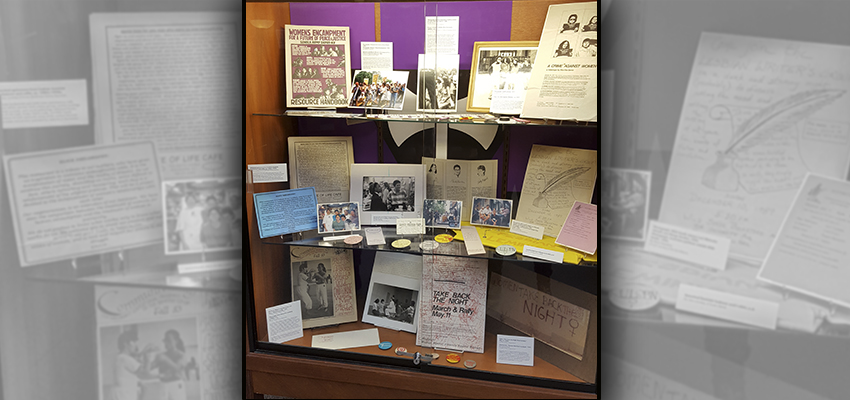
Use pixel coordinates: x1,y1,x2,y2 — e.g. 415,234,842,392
252,110,598,127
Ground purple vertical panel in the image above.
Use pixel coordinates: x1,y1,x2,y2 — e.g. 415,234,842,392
381,1,512,70
289,2,377,69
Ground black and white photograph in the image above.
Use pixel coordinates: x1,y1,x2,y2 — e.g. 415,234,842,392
163,178,242,255
423,199,462,229
291,258,335,320
467,41,539,113
469,197,513,228
417,53,460,112
362,176,415,212
348,70,409,110
98,318,201,400
600,168,650,241
317,202,361,234
362,275,421,333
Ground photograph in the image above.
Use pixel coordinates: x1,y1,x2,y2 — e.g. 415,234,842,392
601,168,652,241
98,318,200,400
362,176,416,212
291,258,336,320
348,70,409,110
163,178,242,255
467,41,539,112
469,197,513,228
317,202,361,234
423,199,462,229
417,53,460,112
362,275,421,334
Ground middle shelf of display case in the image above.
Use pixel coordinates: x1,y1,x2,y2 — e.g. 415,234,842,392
252,110,599,128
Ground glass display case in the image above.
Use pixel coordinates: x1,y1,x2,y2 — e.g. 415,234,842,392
245,1,599,398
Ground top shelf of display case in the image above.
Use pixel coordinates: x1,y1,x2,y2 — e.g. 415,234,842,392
252,110,598,127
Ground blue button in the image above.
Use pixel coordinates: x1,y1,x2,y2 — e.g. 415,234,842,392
378,341,392,350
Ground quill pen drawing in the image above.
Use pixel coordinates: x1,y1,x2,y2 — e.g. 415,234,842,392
532,166,592,208
702,89,845,191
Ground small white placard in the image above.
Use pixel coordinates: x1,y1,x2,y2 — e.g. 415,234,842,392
0,79,89,129
360,42,393,70
675,284,779,330
311,328,380,350
323,234,356,242
522,245,564,264
177,259,240,274
372,213,401,225
489,90,524,115
396,218,426,235
510,220,545,240
644,221,731,271
496,334,534,366
247,163,288,183
364,227,386,246
266,301,304,344
460,226,486,255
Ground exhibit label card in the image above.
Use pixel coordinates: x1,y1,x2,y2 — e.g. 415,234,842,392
247,163,288,183
675,284,779,330
489,90,524,115
460,226,486,255
311,328,380,350
523,246,564,264
0,79,89,129
266,301,303,344
360,42,393,70
395,218,426,235
4,142,162,267
364,227,386,246
757,174,850,309
510,220,545,240
644,221,731,271
555,202,597,255
496,335,534,367
253,188,318,238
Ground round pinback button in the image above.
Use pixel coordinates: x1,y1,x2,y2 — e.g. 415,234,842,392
428,353,440,360
343,235,363,245
378,341,392,350
463,359,476,369
609,284,661,312
495,244,516,256
391,239,411,249
434,234,454,243
419,240,439,251
395,346,407,355
446,353,461,364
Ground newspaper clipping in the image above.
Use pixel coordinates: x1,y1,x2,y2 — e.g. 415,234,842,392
284,25,352,108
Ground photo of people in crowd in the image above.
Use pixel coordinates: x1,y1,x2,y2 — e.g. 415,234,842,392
348,70,409,110
99,318,201,400
469,197,513,228
469,44,538,112
316,202,361,234
423,199,462,229
163,178,241,254
367,283,418,325
291,259,335,319
417,53,460,112
362,176,416,212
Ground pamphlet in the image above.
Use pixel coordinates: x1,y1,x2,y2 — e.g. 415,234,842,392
284,25,351,108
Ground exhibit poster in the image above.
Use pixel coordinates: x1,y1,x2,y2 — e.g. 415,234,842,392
417,255,488,353
90,12,242,180
253,187,318,238
290,246,357,329
659,32,850,262
4,142,162,267
284,25,352,108
288,136,354,203
758,174,850,309
348,70,409,110
422,157,498,221
416,53,460,112
162,178,242,255
514,144,598,237
95,285,240,400
362,252,422,333
520,1,597,121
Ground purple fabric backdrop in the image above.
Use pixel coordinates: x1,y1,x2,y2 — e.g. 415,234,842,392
289,2,377,69
381,1,513,70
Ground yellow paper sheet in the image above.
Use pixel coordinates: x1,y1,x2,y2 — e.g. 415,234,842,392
452,222,597,264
